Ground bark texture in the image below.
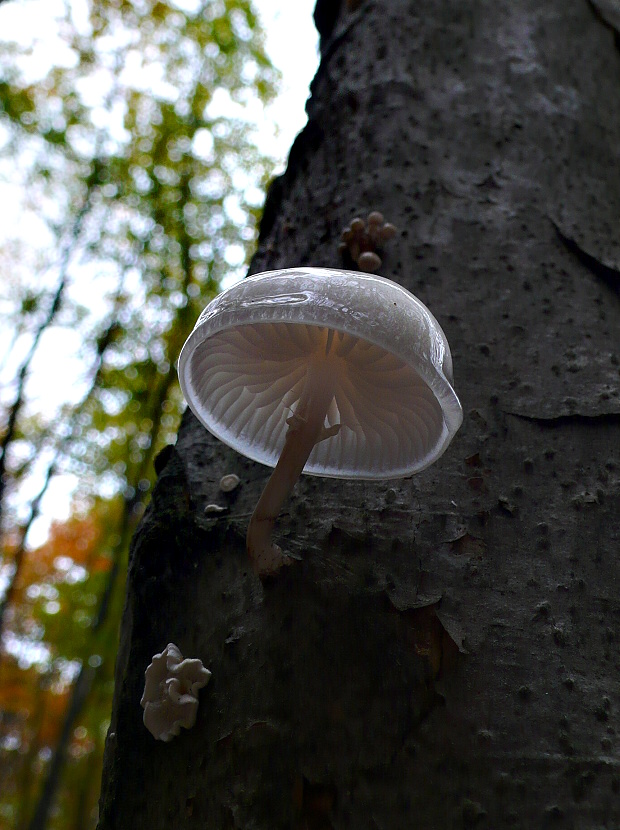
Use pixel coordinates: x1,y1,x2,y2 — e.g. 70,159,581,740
98,1,620,827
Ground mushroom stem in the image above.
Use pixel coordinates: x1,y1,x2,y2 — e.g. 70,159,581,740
247,346,337,577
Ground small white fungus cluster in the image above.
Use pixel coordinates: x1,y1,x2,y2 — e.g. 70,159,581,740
140,643,211,742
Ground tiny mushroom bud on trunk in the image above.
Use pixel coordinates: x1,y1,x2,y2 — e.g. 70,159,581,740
380,222,397,240
358,251,382,272
340,212,398,270
179,268,462,579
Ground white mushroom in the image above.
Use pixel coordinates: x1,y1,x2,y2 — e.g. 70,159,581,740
178,268,462,578
140,643,211,742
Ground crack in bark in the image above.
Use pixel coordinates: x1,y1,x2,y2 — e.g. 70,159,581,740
503,409,620,426
550,216,620,296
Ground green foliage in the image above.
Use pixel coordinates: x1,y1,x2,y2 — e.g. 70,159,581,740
0,0,279,827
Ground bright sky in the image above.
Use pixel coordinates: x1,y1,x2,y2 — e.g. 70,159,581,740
259,0,319,165
0,0,319,547
0,0,319,197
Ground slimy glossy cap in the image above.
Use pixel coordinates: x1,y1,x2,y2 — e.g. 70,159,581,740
178,268,462,480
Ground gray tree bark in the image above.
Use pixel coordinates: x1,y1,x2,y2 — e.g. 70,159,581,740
97,0,620,827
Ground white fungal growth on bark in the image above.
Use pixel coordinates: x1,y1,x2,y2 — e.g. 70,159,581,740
140,643,211,742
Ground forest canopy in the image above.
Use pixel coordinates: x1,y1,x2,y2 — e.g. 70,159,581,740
0,1,279,826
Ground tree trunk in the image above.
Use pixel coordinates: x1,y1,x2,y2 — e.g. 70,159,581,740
97,1,620,827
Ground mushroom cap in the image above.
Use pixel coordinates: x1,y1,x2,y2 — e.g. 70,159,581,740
178,268,462,480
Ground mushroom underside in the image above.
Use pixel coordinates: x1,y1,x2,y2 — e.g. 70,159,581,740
187,321,448,479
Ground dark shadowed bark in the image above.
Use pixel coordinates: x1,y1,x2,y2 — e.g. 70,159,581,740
98,1,620,827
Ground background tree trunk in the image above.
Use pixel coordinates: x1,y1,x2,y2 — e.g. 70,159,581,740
97,0,620,827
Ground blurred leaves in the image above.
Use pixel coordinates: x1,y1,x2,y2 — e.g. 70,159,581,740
0,0,278,827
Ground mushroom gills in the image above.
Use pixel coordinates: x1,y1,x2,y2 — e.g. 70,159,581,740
188,322,445,479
